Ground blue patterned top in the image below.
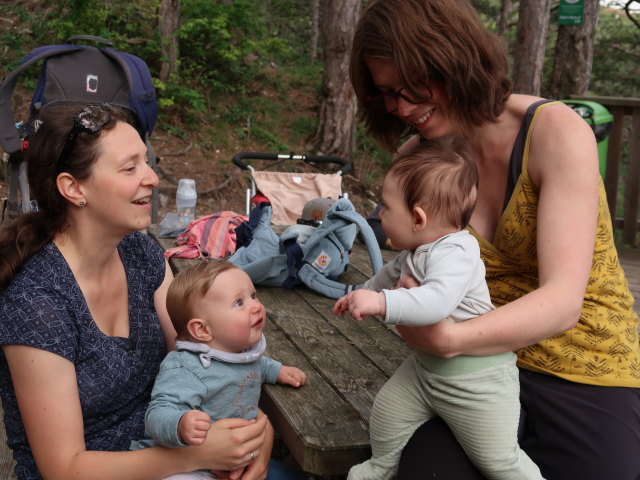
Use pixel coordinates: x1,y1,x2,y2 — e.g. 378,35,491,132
0,232,167,480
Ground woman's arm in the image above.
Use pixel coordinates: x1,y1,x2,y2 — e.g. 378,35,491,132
398,104,599,356
155,260,176,350
3,345,267,480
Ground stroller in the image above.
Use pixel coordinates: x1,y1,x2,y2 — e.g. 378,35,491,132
232,152,352,226
230,152,384,299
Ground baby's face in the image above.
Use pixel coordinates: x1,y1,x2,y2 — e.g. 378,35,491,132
198,268,266,353
379,174,419,251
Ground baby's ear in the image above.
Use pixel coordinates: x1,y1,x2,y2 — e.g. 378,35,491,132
186,318,212,342
412,206,428,232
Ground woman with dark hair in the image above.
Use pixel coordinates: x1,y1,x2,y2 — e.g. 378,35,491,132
0,103,273,479
350,1,640,479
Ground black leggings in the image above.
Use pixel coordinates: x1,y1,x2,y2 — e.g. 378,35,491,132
397,370,640,480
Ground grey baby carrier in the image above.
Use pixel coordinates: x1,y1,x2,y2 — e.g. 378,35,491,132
229,197,383,299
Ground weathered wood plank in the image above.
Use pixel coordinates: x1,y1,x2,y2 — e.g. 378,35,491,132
292,287,409,377
258,287,390,425
260,321,371,475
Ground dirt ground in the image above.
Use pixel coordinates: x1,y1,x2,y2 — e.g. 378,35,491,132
149,133,379,223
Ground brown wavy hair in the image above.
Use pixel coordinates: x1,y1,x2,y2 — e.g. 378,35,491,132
350,0,512,151
387,135,478,230
0,102,134,290
166,259,239,340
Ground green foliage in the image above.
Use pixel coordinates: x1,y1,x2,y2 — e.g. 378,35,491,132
2,0,638,190
591,7,639,97
355,125,392,188
177,0,296,95
470,0,502,30
261,0,314,61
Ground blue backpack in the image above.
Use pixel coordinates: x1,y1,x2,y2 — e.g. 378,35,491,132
0,35,157,218
229,197,383,299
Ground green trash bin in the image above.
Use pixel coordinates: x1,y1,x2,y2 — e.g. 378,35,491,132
560,100,612,178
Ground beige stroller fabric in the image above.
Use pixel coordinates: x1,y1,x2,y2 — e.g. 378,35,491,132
252,171,343,225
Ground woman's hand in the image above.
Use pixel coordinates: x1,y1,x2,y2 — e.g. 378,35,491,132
200,414,269,472
236,411,273,480
210,411,273,480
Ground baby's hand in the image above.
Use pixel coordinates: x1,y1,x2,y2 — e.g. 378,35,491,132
336,289,386,321
178,409,211,445
277,365,307,387
333,295,349,316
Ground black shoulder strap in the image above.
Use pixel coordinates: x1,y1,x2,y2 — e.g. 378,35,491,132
502,99,554,211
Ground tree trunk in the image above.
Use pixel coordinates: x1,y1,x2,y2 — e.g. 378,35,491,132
309,0,361,162
547,0,600,98
159,0,180,84
512,0,551,95
498,0,514,37
310,0,320,60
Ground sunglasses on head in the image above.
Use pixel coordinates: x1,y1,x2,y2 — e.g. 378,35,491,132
56,103,112,171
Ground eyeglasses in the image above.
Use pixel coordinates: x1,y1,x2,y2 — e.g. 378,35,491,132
364,87,432,113
57,104,111,171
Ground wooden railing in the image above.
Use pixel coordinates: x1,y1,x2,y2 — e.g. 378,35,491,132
571,96,640,247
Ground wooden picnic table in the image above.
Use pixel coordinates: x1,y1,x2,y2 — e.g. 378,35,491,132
148,225,408,476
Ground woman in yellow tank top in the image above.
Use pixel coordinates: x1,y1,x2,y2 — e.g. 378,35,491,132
350,0,640,478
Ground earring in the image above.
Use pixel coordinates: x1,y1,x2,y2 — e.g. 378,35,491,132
78,201,86,207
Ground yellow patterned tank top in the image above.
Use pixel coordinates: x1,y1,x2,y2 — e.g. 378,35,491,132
470,100,640,387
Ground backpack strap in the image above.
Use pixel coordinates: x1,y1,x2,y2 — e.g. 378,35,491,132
100,48,157,135
65,35,113,47
325,209,383,273
295,207,384,299
0,44,83,153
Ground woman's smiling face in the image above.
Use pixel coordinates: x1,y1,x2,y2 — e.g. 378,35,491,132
365,57,455,140
79,121,158,235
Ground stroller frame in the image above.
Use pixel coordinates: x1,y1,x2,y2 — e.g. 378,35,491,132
232,152,353,225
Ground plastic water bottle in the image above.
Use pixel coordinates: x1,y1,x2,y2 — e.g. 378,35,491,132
176,178,197,228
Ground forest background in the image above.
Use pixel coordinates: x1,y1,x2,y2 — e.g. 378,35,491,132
0,0,638,222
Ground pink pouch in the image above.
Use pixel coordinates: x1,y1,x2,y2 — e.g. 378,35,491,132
164,211,248,259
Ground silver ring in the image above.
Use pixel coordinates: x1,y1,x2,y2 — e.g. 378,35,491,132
250,451,255,461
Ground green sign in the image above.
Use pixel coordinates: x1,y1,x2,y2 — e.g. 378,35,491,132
558,0,585,26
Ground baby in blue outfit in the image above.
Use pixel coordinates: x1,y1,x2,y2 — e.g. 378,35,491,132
132,259,306,479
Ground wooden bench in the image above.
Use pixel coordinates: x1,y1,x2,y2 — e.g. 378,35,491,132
149,225,408,476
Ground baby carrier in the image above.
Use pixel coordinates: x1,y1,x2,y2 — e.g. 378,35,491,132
229,197,383,299
0,35,158,220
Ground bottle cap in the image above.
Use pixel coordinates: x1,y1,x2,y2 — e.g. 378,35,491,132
178,178,196,192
